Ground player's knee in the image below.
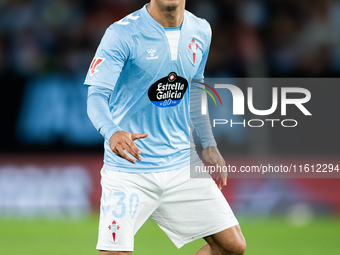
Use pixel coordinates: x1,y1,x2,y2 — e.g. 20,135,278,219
226,239,246,255
233,239,246,255
217,238,246,255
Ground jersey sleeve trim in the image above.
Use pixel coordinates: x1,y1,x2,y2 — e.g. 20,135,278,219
84,80,117,90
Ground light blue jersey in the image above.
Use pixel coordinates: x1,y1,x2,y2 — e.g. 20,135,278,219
85,4,216,173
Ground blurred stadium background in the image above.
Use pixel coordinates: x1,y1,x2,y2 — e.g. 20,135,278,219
0,0,339,254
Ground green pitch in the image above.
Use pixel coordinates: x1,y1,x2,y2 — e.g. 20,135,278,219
0,216,339,255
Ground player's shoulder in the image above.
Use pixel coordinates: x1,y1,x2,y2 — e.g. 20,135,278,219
106,8,143,40
184,10,212,38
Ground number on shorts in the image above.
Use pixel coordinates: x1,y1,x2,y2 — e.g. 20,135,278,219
129,193,139,219
112,192,126,218
112,192,139,219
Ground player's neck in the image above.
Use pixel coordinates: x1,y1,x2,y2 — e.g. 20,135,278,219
147,1,185,28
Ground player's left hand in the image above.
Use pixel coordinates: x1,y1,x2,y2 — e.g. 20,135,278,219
202,146,227,190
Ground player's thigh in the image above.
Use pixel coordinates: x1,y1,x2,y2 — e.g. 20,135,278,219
97,168,161,251
204,225,246,255
152,166,239,248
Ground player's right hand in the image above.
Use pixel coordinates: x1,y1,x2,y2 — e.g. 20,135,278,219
202,146,227,190
109,131,148,164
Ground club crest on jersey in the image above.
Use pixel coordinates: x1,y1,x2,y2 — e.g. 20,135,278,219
90,58,105,76
189,38,199,65
108,220,120,242
148,72,188,108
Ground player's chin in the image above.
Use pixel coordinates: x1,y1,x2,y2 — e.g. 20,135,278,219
164,0,181,10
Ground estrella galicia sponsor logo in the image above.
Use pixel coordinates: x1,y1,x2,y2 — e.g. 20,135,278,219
148,72,188,108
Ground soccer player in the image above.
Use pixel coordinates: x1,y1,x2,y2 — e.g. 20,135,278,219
85,0,246,254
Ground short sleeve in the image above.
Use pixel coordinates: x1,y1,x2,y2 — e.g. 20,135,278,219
193,21,212,79
84,27,129,90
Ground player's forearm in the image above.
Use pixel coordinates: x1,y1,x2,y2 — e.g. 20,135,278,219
87,85,122,141
190,81,217,149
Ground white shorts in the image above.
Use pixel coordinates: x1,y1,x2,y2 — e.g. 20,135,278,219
97,165,239,251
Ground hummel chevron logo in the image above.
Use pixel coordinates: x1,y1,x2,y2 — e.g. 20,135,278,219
147,48,158,60
101,205,110,217
103,192,112,203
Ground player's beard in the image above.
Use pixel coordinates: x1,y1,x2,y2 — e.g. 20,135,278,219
161,0,183,11
165,5,177,11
